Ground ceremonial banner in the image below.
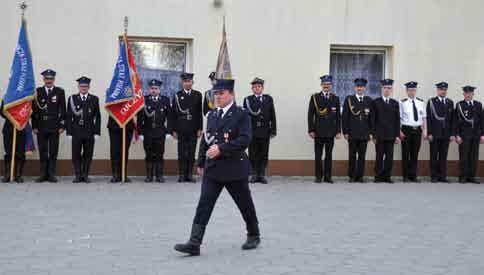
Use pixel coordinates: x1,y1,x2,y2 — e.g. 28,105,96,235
215,18,232,80
2,19,35,130
105,34,144,127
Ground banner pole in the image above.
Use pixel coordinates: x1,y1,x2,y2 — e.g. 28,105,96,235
10,129,17,182
122,125,126,183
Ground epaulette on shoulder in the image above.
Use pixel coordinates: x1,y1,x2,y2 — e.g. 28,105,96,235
416,97,424,102
401,98,408,102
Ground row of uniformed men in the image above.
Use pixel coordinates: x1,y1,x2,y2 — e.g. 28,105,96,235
308,75,483,184
0,70,277,183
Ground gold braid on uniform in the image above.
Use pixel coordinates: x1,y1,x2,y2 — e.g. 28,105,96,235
347,97,361,116
34,90,48,110
312,94,328,116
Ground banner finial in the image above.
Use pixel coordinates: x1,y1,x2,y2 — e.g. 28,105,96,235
19,1,27,19
123,16,129,34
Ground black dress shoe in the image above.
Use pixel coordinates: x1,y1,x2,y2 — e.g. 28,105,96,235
2,176,10,183
348,178,355,183
35,176,47,183
249,176,257,183
48,176,58,183
439,178,449,183
385,179,394,184
430,178,438,183
177,177,184,183
241,235,261,250
324,178,334,184
187,177,196,183
14,177,24,183
73,177,82,183
123,177,131,183
84,177,91,184
174,224,205,256
357,178,366,183
314,178,322,183
374,178,382,183
156,177,165,183
259,177,268,184
459,177,466,184
468,178,480,184
110,177,120,183
144,177,153,183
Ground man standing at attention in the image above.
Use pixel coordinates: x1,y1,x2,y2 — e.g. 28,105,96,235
243,77,277,184
371,79,400,183
307,75,340,183
172,73,203,183
400,81,427,182
342,78,373,183
426,82,454,183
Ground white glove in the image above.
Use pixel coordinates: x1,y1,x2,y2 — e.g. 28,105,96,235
139,135,144,141
94,135,100,140
67,135,72,140
165,134,171,140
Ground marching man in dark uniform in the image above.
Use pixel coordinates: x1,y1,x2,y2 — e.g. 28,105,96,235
107,117,134,183
371,79,400,183
137,79,172,183
454,86,484,183
342,78,373,183
307,75,341,183
174,79,260,256
66,76,101,183
1,101,26,183
32,69,66,183
172,73,203,183
243,77,277,184
400,81,427,182
202,72,217,116
426,82,455,183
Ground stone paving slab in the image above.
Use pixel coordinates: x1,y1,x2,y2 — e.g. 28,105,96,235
1,176,484,275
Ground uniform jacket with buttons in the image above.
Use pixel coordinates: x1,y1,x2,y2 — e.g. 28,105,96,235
426,97,454,139
454,100,484,138
66,93,101,138
197,104,252,182
371,97,400,140
243,94,277,138
172,89,203,135
31,86,66,132
307,92,340,138
342,95,373,140
137,95,172,138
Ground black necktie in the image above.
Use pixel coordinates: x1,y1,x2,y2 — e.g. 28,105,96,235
82,96,86,101
218,109,224,119
412,100,418,121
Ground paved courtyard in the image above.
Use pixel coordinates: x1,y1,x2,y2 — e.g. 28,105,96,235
1,176,484,275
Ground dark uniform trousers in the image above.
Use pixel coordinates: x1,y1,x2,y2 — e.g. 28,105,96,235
374,140,394,180
348,139,368,180
244,94,277,178
307,92,340,181
193,104,259,236
401,125,422,179
429,139,450,180
342,95,373,181
454,100,483,181
0,101,26,180
67,94,101,180
108,117,134,179
172,90,203,180
427,97,454,181
372,97,400,181
32,86,66,179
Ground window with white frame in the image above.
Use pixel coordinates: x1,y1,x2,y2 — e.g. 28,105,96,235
125,37,191,98
330,45,392,102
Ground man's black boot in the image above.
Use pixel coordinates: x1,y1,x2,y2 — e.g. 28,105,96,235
242,223,261,250
14,159,24,183
144,162,153,183
174,224,205,256
155,161,165,183
2,160,11,183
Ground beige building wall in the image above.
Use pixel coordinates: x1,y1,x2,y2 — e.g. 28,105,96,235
1,0,483,162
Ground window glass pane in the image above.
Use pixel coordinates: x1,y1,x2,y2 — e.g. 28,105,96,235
330,49,385,102
128,40,187,98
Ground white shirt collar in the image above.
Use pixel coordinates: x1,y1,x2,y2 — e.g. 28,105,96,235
218,101,234,118
184,89,192,95
45,86,54,93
